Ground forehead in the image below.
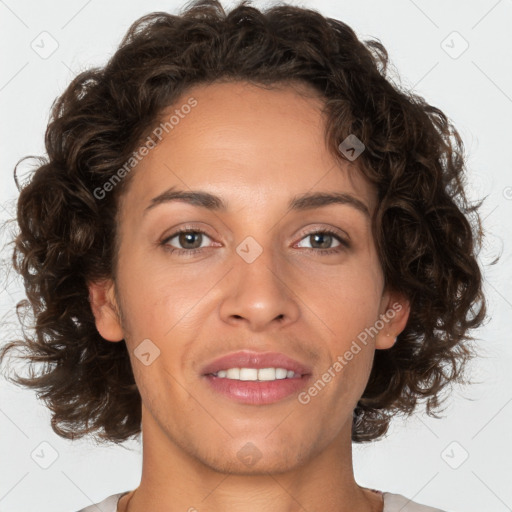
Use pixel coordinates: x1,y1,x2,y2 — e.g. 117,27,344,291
121,81,375,215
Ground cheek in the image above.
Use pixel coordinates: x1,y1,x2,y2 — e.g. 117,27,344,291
305,264,383,337
117,255,212,335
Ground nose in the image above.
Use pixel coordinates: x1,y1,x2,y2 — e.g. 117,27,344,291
218,241,301,331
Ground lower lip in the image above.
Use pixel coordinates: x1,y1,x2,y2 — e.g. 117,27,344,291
203,374,311,405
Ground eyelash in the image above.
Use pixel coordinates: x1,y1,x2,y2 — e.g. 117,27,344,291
159,227,350,256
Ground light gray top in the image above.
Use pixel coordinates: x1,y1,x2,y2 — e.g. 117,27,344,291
76,490,448,511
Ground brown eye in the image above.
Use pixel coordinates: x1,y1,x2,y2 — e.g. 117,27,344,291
163,230,212,251
296,230,345,250
309,233,336,249
177,232,203,249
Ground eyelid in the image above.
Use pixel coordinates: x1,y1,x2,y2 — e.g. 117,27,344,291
160,225,218,248
294,225,350,244
160,222,217,241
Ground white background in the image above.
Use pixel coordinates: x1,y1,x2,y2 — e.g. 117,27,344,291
0,1,511,511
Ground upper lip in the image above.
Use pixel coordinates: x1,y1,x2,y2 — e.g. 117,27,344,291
201,350,313,376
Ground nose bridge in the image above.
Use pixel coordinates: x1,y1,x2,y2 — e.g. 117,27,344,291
237,235,281,287
219,233,300,329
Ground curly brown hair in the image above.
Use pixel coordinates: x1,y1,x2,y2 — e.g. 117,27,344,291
0,0,486,444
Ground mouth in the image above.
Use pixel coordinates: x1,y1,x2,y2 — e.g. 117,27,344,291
201,350,313,405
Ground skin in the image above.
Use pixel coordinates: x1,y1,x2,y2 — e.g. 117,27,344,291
89,80,410,512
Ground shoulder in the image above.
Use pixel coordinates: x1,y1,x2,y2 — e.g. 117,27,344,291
383,491,448,512
75,491,129,512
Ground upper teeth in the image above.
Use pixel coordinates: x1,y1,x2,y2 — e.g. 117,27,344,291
213,367,298,381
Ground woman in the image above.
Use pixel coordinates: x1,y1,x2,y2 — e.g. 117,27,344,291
0,1,485,510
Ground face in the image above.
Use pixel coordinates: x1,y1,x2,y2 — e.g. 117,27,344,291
90,80,409,475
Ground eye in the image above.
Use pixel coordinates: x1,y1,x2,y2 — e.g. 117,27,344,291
161,229,213,254
295,229,349,254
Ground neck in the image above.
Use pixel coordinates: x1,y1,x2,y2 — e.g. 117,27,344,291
118,407,382,512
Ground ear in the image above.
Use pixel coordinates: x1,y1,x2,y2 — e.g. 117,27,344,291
88,279,124,342
375,288,411,350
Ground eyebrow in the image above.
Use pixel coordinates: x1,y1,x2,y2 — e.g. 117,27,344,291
144,187,370,217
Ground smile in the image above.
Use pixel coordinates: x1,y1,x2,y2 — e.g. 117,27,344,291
211,367,300,380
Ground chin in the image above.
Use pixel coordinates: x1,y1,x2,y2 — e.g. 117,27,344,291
203,454,305,477
193,437,313,476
